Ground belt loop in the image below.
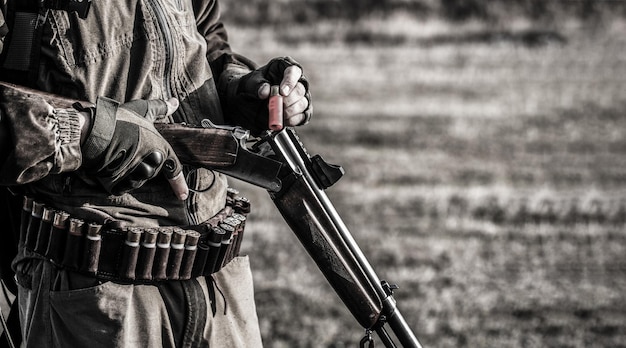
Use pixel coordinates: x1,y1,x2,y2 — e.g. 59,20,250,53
192,242,210,278
204,226,225,275
216,223,234,271
230,213,247,258
82,222,102,274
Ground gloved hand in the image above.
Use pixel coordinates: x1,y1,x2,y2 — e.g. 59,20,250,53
222,56,312,134
81,97,188,199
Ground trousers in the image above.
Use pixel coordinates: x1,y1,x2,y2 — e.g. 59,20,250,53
15,250,263,347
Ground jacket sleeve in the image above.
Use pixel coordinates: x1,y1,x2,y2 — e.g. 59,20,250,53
193,0,256,75
0,83,83,185
193,0,261,128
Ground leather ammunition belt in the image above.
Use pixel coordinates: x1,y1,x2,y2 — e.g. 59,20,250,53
18,189,250,284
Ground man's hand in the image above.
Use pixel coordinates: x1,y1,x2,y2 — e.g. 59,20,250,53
80,97,189,200
256,64,310,127
222,56,312,134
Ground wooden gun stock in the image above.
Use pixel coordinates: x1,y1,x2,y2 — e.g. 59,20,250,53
153,124,238,169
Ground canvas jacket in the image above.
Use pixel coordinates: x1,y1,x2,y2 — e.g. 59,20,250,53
0,0,253,226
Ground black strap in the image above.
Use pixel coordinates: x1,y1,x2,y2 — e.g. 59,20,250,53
42,0,92,19
0,0,92,86
0,0,43,87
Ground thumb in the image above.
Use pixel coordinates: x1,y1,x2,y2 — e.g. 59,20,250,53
257,83,271,100
144,98,178,120
121,98,179,120
239,70,271,100
164,98,179,116
162,153,189,201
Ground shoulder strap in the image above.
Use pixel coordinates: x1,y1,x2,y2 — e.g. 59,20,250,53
0,0,92,87
0,0,41,86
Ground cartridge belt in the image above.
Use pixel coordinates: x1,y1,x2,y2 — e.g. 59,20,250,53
18,189,250,284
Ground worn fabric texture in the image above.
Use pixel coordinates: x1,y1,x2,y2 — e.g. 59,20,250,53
15,253,261,347
0,85,82,184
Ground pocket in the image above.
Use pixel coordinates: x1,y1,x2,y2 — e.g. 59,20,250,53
49,281,132,347
212,256,254,293
50,3,144,68
14,260,34,291
205,256,263,346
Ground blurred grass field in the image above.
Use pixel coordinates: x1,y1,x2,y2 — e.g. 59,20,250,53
223,11,626,348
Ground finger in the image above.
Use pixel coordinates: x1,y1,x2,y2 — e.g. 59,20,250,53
144,99,168,117
282,82,306,109
143,98,178,121
167,172,189,201
280,65,303,96
284,113,306,127
257,83,271,100
284,95,309,119
165,98,179,116
163,156,189,201
285,102,312,127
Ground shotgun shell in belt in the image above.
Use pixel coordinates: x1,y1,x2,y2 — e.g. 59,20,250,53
222,218,240,261
184,231,200,254
234,197,251,214
34,207,55,254
82,222,102,274
53,211,70,228
25,201,45,250
231,213,246,223
87,223,102,239
22,196,33,211
68,218,84,236
20,197,34,247
126,227,142,244
180,230,200,280
126,227,142,245
121,227,142,280
167,228,187,280
230,213,247,259
46,211,70,262
136,228,158,280
153,228,173,280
